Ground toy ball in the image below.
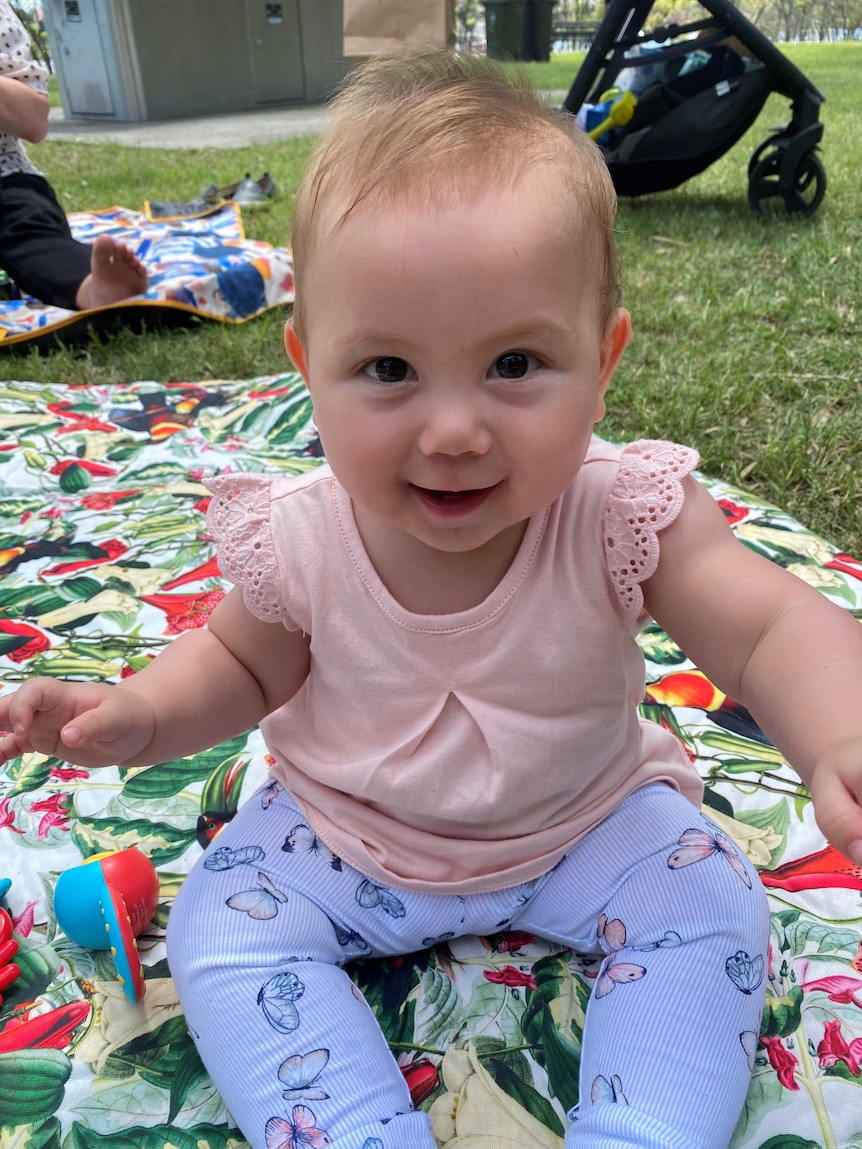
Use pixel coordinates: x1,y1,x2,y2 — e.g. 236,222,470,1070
0,901,20,1004
54,848,159,1004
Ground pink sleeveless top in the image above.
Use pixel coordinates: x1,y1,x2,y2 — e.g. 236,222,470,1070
207,437,703,893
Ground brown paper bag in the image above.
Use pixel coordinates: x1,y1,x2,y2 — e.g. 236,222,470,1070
344,0,455,58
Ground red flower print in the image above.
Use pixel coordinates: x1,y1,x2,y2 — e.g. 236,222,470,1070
495,931,536,954
42,538,128,576
28,794,72,839
484,965,537,990
48,459,118,478
49,764,90,782
802,974,862,1009
400,1058,439,1105
12,900,37,937
826,552,862,582
46,401,117,435
0,1000,90,1052
0,619,50,663
160,555,222,590
817,1020,862,1076
79,489,142,510
717,498,749,526
140,589,225,635
761,1036,799,1090
0,797,25,835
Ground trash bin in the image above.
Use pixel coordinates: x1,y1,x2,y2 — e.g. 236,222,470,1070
522,0,557,62
482,0,526,60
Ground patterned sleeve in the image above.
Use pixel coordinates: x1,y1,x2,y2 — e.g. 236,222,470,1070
0,4,49,93
206,472,300,629
603,439,699,618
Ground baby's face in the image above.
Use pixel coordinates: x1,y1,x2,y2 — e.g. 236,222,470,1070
289,166,630,562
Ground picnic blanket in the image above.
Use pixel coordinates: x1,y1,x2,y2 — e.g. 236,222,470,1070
0,205,295,350
1,374,862,1149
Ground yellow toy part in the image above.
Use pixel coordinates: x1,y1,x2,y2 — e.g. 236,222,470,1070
588,89,638,141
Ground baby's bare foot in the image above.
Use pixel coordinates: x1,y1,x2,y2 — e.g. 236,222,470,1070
75,234,148,310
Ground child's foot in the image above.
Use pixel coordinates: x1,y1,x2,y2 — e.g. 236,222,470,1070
75,235,148,310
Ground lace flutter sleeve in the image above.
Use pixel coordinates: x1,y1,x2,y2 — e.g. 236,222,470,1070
206,473,293,626
603,439,699,617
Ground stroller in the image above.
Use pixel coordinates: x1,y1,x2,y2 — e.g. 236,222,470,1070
562,0,826,216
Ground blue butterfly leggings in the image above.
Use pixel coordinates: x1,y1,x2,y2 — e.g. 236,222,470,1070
167,782,769,1149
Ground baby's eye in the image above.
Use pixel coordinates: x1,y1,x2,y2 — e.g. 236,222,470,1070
362,357,416,384
490,352,538,380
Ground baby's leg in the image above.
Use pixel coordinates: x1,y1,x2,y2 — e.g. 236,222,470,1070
519,784,769,1149
167,786,441,1149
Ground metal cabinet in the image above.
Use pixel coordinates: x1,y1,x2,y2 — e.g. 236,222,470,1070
43,0,350,121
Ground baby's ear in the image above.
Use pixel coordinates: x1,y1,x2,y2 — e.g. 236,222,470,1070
284,319,310,381
598,307,632,391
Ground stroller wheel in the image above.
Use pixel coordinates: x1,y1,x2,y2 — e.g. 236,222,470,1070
748,138,781,178
748,150,827,218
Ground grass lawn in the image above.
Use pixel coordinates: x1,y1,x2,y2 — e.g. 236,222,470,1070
5,42,862,557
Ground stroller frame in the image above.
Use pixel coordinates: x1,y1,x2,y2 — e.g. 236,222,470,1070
562,0,826,215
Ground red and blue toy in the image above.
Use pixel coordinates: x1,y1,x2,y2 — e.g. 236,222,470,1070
0,883,20,1005
53,848,159,1004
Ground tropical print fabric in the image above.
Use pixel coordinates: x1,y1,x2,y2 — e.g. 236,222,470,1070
1,374,861,1149
0,205,295,346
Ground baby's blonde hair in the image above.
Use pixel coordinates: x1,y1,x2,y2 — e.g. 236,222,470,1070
291,50,621,340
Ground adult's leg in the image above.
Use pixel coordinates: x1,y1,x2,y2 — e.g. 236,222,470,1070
168,783,465,1149
0,173,146,308
517,784,770,1149
0,173,91,308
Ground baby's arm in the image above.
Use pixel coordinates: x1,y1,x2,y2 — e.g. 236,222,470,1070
644,477,862,864
0,587,310,769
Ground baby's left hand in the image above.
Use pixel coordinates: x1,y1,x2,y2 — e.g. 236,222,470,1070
809,741,862,867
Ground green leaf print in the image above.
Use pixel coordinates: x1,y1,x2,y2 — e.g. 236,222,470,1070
72,817,194,865
119,736,250,799
70,1121,244,1149
5,753,54,795
414,966,463,1048
761,986,804,1038
488,1055,565,1137
637,624,686,665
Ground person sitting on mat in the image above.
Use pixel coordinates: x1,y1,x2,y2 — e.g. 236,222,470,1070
3,50,862,1149
0,0,146,310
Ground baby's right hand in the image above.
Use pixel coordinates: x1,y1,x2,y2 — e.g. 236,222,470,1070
0,678,155,768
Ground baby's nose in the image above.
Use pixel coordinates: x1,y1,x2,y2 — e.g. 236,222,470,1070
417,397,492,457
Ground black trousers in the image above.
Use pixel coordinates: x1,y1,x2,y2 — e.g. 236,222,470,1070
0,172,91,309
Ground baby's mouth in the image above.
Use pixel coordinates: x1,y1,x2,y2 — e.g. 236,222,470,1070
411,483,500,514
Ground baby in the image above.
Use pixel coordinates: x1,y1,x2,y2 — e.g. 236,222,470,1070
2,51,862,1149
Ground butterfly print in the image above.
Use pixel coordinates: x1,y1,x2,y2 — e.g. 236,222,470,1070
330,917,371,953
667,828,752,888
278,1047,330,1100
595,915,646,999
633,930,682,952
260,779,282,808
282,824,343,871
226,871,288,919
725,950,765,995
258,971,306,1033
422,932,456,947
264,1105,332,1149
591,1074,628,1105
740,1030,758,1071
356,879,406,918
204,844,265,871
